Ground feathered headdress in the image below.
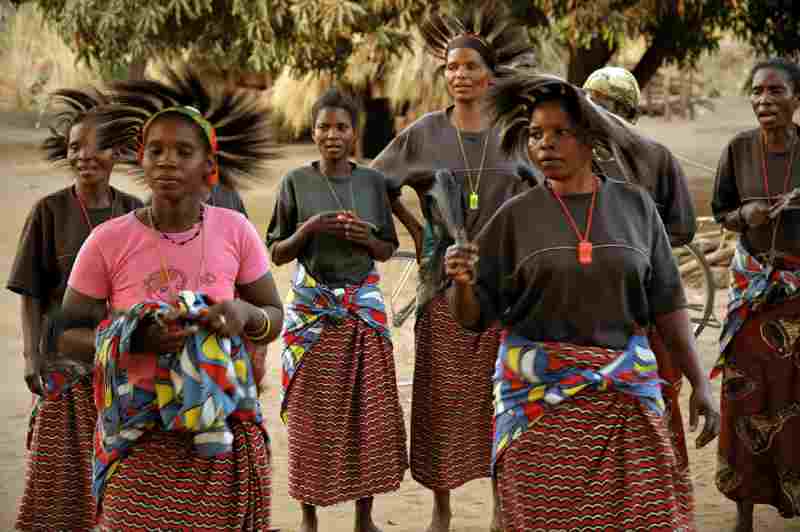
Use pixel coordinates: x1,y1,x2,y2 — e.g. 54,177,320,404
42,88,109,164
94,65,276,189
490,71,665,186
420,0,535,74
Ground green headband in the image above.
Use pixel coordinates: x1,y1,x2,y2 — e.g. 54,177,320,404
142,105,218,153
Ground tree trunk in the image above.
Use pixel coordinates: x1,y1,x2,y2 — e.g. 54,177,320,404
631,36,670,90
567,35,617,86
128,56,147,80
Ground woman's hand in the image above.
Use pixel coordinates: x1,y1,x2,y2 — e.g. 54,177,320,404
201,300,252,338
139,310,198,354
444,242,479,285
740,200,771,228
688,380,721,449
24,353,44,396
341,216,375,246
301,211,348,239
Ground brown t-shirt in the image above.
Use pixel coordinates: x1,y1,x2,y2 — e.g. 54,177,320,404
7,185,144,310
266,162,398,288
472,177,686,350
594,135,696,247
712,127,800,257
371,107,539,306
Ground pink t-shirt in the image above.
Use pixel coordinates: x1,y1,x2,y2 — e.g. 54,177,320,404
68,205,269,311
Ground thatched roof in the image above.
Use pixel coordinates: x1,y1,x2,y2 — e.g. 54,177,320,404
268,33,449,139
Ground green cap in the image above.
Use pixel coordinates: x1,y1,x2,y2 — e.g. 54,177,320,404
583,67,641,111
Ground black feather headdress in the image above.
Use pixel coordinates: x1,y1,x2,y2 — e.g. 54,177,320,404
490,71,665,186
94,65,276,189
420,0,535,75
42,88,109,164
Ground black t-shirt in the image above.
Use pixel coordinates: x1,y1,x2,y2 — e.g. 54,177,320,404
712,127,800,257
473,177,687,350
594,136,696,247
208,184,248,218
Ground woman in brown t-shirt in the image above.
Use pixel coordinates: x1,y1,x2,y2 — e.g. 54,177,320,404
6,88,143,531
711,58,800,531
445,73,719,531
369,4,535,530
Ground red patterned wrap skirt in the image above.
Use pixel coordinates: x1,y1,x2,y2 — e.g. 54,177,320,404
98,420,271,531
495,350,695,531
411,294,501,490
716,297,800,517
285,316,408,506
16,374,96,532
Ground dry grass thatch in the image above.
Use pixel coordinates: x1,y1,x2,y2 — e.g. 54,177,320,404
269,33,451,139
0,4,99,112
267,26,573,140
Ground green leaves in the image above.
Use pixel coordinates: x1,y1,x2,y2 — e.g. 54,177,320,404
17,0,428,78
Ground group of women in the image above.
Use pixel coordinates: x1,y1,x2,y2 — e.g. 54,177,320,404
7,0,800,530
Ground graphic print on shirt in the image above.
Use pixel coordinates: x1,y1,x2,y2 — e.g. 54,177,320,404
143,268,217,300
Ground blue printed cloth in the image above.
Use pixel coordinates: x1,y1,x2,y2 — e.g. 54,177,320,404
92,291,262,501
712,241,800,377
492,332,665,469
279,263,390,422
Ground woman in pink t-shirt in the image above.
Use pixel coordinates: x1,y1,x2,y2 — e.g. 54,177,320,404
55,66,282,531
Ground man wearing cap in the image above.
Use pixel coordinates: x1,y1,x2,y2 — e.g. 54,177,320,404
583,66,697,486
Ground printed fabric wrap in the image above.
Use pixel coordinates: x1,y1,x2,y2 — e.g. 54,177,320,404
280,263,390,423
42,360,92,400
415,218,448,313
92,291,262,502
712,241,800,378
492,332,665,470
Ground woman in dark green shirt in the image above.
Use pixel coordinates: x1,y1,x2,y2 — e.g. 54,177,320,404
267,88,407,532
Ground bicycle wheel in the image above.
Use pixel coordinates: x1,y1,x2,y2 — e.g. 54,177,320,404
678,242,716,338
376,250,419,329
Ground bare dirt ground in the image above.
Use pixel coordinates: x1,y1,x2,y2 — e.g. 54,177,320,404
0,97,798,531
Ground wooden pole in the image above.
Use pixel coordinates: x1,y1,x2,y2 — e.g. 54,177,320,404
665,74,672,122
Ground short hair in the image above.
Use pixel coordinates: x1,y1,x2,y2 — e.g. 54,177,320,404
311,88,359,128
749,58,800,93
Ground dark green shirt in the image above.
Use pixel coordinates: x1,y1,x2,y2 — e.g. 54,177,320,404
266,162,398,287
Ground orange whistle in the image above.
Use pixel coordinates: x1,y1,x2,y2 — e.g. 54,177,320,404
578,241,593,265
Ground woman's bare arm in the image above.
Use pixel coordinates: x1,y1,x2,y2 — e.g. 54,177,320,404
391,197,424,263
58,287,108,364
234,271,284,345
20,296,45,394
655,308,720,448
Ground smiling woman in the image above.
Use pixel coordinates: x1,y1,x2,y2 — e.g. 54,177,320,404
369,3,537,530
6,88,143,532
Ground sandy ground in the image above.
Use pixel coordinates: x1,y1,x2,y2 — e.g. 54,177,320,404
0,97,799,531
